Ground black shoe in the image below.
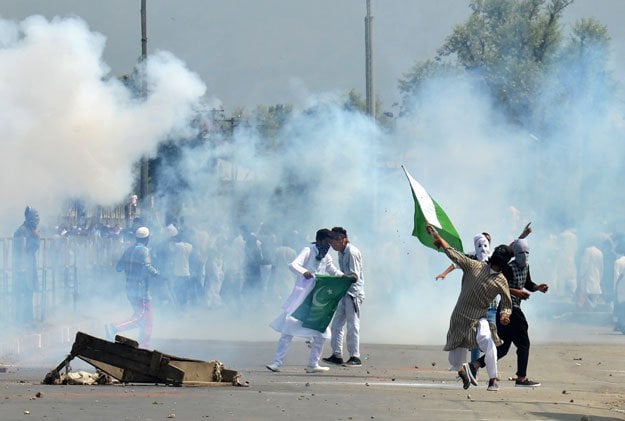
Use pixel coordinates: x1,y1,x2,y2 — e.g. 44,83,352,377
463,363,478,386
322,355,344,365
343,357,362,367
458,369,471,390
515,378,541,387
468,361,479,380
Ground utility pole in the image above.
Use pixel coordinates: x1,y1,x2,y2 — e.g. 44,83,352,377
364,0,375,119
139,0,149,200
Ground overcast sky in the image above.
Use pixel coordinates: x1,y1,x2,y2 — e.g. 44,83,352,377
1,0,624,111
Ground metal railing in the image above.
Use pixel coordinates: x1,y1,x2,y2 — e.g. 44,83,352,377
0,235,127,327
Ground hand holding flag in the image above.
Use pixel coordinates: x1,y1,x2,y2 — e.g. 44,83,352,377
291,275,354,332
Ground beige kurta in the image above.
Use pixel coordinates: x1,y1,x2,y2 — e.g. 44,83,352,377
443,248,512,351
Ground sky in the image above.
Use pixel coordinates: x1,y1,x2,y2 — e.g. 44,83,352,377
1,0,624,111
1,1,625,353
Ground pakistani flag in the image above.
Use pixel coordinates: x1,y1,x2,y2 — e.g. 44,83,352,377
291,275,353,332
402,165,463,252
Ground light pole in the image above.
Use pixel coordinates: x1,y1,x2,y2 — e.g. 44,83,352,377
139,0,149,200
365,0,375,118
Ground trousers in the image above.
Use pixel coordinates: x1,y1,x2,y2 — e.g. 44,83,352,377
329,295,361,358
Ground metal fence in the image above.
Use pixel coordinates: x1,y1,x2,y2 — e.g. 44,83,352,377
0,235,127,327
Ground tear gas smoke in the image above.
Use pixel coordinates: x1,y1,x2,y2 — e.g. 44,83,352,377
1,14,623,366
0,15,205,229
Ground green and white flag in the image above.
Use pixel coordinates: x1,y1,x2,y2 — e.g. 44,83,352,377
291,275,353,332
402,165,463,252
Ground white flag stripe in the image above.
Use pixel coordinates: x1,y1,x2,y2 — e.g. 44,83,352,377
402,166,443,229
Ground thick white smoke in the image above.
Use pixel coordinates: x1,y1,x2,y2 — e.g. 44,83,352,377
2,11,623,365
0,15,205,232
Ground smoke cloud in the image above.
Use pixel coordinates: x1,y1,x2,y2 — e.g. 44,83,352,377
0,15,205,231
2,13,623,367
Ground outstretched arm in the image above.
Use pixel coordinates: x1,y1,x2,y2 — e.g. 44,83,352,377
518,222,532,239
436,264,455,280
426,225,449,250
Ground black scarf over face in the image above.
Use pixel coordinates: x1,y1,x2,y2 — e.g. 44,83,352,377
316,243,330,260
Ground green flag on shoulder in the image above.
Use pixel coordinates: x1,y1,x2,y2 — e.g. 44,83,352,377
291,275,353,332
402,165,463,253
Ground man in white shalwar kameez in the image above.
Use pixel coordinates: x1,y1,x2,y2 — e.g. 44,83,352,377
266,229,344,373
577,245,604,308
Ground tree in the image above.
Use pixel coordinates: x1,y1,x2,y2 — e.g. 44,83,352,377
398,0,601,130
251,104,293,152
342,89,394,129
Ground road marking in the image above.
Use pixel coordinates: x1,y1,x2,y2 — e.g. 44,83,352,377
278,380,460,389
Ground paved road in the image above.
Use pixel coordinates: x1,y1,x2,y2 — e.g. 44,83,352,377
1,324,624,420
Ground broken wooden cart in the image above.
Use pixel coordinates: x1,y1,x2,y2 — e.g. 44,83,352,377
43,331,244,387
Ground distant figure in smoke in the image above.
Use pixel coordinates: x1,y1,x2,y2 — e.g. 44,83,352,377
107,226,158,348
470,238,548,388
166,224,194,309
426,225,513,392
124,194,139,229
266,228,343,373
613,250,625,333
322,227,365,367
204,227,228,308
13,206,41,325
270,241,298,302
614,251,625,333
577,244,604,308
549,228,578,300
241,228,265,301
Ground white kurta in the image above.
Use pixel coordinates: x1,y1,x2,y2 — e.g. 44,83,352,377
615,256,625,303
270,245,342,339
580,246,603,295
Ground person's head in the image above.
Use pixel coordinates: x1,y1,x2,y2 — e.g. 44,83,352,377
166,224,178,240
473,234,491,262
489,244,513,272
135,226,150,245
313,228,336,260
512,238,529,268
24,206,40,230
330,226,348,252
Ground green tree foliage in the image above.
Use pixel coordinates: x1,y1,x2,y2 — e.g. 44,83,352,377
398,0,612,132
342,89,394,129
251,104,293,152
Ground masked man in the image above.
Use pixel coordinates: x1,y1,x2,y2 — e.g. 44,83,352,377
266,228,344,373
471,238,548,387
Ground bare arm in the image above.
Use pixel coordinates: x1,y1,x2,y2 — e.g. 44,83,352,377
426,225,449,250
436,263,455,280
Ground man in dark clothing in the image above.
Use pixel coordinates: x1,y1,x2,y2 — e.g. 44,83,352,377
471,238,548,387
13,206,41,325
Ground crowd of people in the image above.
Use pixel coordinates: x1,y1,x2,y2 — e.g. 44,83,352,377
6,199,625,389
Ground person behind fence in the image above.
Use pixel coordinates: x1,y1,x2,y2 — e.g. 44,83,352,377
106,226,158,348
13,206,41,325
